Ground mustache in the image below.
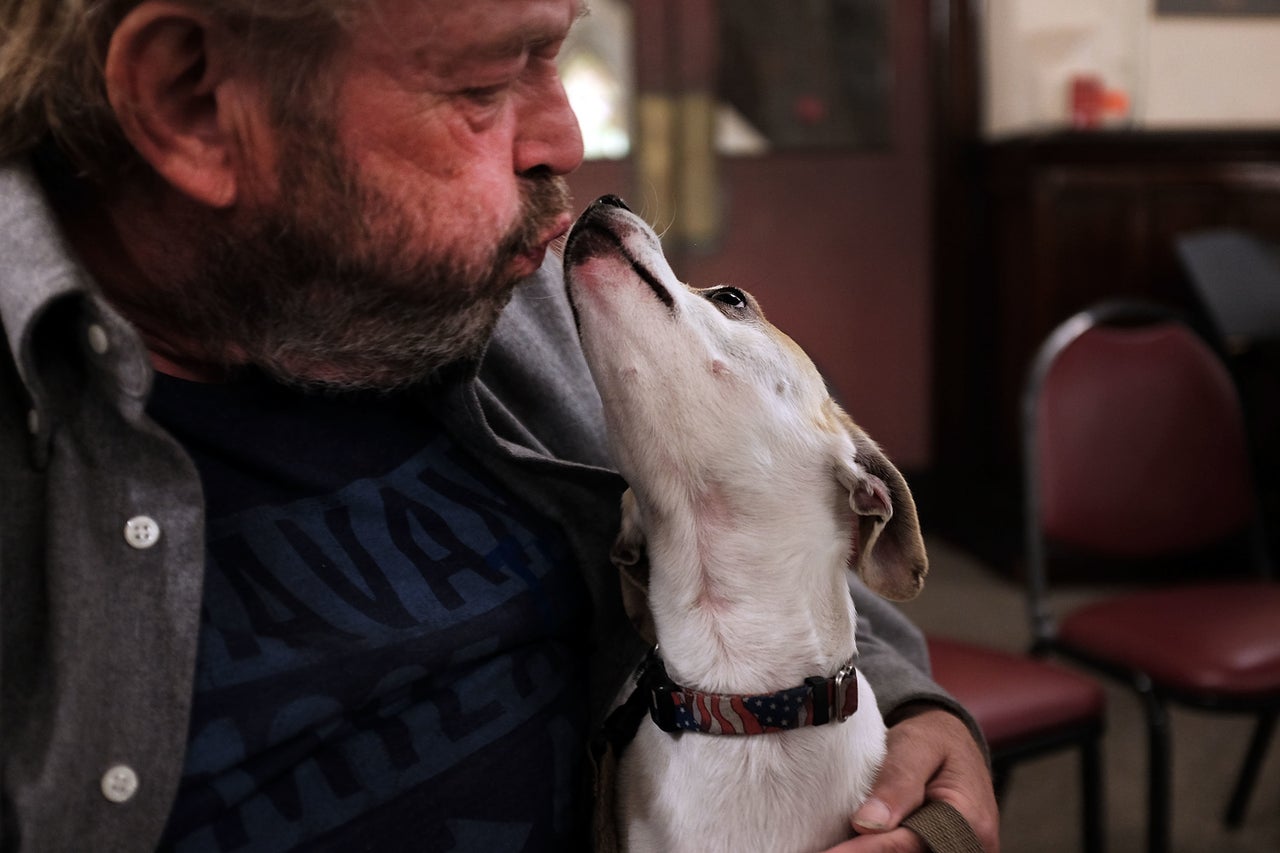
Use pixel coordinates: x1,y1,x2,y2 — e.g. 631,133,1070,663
499,173,572,260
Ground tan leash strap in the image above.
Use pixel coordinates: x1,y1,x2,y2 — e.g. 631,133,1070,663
901,800,984,853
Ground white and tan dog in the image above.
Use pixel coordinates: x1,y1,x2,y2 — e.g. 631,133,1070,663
564,196,929,853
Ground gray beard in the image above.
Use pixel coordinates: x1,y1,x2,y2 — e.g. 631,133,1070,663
146,137,570,392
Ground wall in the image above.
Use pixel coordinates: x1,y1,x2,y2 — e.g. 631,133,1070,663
1144,16,1280,126
984,0,1280,137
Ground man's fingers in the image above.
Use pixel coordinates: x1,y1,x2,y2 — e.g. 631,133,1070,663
849,708,1000,851
851,718,941,834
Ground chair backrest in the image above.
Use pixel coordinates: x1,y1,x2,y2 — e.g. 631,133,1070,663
1022,302,1267,643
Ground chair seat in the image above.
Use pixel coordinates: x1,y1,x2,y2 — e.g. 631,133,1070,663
927,637,1105,751
1059,581,1280,698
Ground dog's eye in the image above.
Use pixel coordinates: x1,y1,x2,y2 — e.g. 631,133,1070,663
708,287,747,309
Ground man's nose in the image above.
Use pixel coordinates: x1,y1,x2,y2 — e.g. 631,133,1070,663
515,77,585,177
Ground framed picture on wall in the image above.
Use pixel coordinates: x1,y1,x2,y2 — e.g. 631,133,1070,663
1157,0,1280,15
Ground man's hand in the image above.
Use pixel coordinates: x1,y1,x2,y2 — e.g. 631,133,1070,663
824,707,1000,852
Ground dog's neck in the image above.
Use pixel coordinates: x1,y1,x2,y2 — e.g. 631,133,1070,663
642,479,859,696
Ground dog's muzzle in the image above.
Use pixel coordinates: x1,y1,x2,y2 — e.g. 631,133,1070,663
563,196,677,312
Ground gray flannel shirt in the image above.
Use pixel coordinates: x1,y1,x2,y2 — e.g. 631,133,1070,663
0,159,962,852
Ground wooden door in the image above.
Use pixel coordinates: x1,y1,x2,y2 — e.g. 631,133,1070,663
561,0,937,468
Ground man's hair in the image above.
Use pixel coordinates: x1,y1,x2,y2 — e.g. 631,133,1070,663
0,0,355,183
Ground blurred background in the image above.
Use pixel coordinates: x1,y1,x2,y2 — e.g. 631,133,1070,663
558,1,1280,850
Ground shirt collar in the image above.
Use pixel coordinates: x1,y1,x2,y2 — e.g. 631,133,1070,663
0,161,91,383
0,159,155,465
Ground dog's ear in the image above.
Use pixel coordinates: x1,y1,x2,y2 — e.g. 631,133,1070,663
834,418,928,601
610,489,657,646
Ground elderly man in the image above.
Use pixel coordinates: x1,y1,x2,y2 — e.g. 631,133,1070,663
0,1,997,851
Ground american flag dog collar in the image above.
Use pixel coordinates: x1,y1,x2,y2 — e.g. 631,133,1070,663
641,648,859,735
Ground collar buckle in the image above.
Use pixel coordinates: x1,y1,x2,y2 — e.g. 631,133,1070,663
833,659,856,723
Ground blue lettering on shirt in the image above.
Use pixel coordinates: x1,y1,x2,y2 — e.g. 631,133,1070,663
148,375,590,852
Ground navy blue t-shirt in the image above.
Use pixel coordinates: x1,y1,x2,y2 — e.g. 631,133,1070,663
147,372,591,852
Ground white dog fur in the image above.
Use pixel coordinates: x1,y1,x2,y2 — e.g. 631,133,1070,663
564,196,928,853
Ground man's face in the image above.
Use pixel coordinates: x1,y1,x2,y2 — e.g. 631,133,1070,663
331,0,585,284
171,0,585,390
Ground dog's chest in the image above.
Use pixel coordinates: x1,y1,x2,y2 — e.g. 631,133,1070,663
616,672,886,853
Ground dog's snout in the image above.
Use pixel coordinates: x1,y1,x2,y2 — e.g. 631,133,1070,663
594,194,631,212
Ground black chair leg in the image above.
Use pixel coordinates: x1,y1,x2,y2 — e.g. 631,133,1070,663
1224,710,1277,829
1082,733,1105,853
1140,687,1171,853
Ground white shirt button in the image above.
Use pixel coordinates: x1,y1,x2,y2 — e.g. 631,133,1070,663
87,323,110,355
123,516,161,549
101,765,139,803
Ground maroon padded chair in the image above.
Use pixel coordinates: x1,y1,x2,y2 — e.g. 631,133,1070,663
1022,302,1280,853
927,636,1106,852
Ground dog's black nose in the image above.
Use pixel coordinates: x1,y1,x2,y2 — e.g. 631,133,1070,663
594,194,631,212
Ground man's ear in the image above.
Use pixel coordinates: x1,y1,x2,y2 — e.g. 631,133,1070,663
105,1,263,207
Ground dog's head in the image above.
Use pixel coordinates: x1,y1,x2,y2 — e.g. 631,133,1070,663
564,196,926,604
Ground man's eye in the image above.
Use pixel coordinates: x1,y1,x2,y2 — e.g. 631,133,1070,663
708,287,747,309
460,84,507,106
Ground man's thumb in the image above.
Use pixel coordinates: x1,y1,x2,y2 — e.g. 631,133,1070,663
851,746,929,835
851,797,896,833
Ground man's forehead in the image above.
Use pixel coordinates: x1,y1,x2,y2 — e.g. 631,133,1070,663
363,0,587,63
465,0,588,57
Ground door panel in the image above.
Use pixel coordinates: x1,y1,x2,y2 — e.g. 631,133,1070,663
562,0,933,467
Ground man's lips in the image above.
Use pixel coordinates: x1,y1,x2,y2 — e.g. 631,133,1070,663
538,213,574,256
512,214,574,276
